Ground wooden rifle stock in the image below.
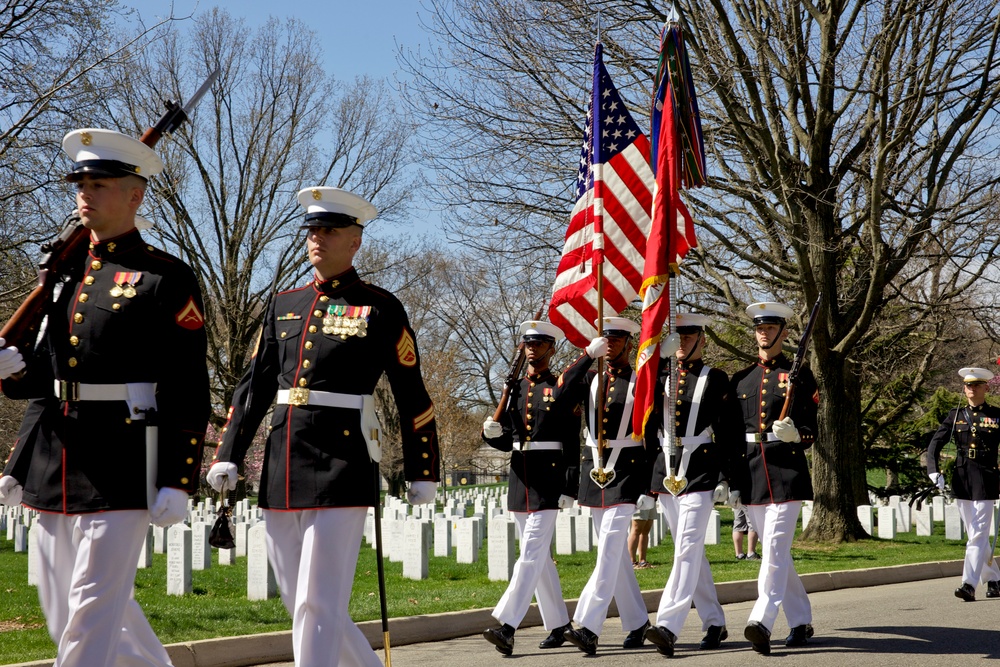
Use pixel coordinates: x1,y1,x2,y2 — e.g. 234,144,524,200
778,293,822,421
0,71,219,355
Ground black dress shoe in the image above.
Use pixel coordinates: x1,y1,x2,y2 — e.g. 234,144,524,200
784,624,813,647
955,583,976,602
744,621,771,655
644,625,677,657
700,624,728,649
539,623,572,649
623,620,650,649
483,624,515,656
564,626,599,655
988,581,1000,598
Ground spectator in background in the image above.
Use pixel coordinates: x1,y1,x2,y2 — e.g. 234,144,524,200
734,505,760,560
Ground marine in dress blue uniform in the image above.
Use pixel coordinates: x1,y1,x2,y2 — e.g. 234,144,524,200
564,317,655,655
926,367,1000,601
730,302,817,655
207,187,439,667
644,313,742,656
0,129,210,667
480,320,592,655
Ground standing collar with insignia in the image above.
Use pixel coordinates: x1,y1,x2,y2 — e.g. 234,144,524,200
679,358,705,372
89,227,144,259
606,363,633,376
756,354,789,369
312,266,361,294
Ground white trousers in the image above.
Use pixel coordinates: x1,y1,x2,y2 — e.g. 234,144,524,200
957,499,1000,587
493,510,570,630
655,492,725,633
746,502,811,632
264,508,381,667
36,511,172,667
573,505,647,635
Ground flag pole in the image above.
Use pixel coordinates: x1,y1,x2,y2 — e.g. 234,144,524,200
591,33,609,485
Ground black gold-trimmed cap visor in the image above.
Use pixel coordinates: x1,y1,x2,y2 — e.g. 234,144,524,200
300,211,361,229
65,159,144,182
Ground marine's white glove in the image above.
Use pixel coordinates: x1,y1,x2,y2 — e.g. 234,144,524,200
659,332,681,359
712,481,730,504
929,472,946,491
207,462,239,492
586,336,609,359
482,418,503,439
727,489,742,508
0,338,25,380
150,488,189,527
0,476,23,507
558,494,575,509
406,481,437,505
635,494,655,511
772,417,801,443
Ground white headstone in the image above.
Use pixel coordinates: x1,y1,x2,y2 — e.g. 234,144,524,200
932,496,946,520
364,509,375,544
856,505,874,536
167,524,193,596
402,520,429,580
153,524,167,554
801,501,813,531
434,516,452,557
945,503,965,540
13,522,27,553
247,523,277,600
877,506,896,539
137,524,153,569
218,546,236,565
914,503,933,537
555,513,576,555
575,513,594,552
455,518,479,564
387,519,405,563
235,521,250,558
893,500,911,533
27,526,39,586
191,522,211,571
705,509,721,545
488,517,516,582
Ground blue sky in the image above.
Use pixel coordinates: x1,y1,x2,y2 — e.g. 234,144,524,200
128,1,429,82
125,1,443,235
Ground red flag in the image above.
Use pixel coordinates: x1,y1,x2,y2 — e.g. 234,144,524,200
633,23,705,439
549,43,654,347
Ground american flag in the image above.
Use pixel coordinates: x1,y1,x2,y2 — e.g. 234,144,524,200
633,21,705,439
549,42,654,348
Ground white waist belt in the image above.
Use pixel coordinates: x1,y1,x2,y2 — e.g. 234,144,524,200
276,388,363,409
513,441,562,452
54,380,153,402
588,437,643,450
659,435,713,449
746,433,780,443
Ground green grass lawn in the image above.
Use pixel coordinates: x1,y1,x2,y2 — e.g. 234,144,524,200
0,506,965,664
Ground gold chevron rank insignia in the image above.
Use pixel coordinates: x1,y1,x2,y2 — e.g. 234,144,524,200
414,405,434,430
175,297,204,330
396,330,417,367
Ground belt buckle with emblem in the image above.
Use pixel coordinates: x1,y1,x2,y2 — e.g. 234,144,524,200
288,387,310,406
664,474,688,496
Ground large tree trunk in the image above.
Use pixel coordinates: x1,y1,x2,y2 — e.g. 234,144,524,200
803,352,868,542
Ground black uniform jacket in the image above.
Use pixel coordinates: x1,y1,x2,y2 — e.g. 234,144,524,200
2,228,210,513
649,358,741,496
482,354,591,512
927,403,1000,501
730,354,817,505
577,363,656,508
215,268,440,510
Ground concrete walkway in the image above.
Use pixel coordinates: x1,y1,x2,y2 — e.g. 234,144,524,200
6,560,965,667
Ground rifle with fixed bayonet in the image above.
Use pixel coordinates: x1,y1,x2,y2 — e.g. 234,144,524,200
492,306,546,422
778,293,822,421
0,69,219,355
